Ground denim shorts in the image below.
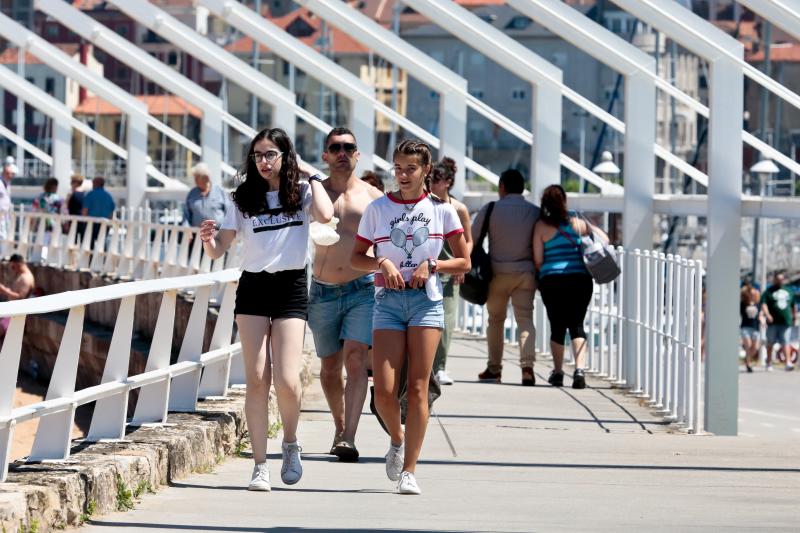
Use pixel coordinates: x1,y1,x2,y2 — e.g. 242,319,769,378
373,288,445,331
740,327,760,341
766,324,792,346
308,274,375,358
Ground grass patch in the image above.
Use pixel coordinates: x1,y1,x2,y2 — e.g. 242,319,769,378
267,421,283,439
115,476,134,512
234,431,250,457
79,499,97,525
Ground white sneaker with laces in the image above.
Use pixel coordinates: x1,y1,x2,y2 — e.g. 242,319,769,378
385,442,404,481
397,471,421,495
248,462,271,491
281,441,303,485
436,370,454,386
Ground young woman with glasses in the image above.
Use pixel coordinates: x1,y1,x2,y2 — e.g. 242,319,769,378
199,128,333,491
351,140,470,494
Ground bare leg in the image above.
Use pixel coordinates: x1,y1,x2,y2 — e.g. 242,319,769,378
372,329,406,446
403,326,440,474
571,337,587,370
270,318,306,443
237,315,271,464
320,352,345,436
342,340,369,442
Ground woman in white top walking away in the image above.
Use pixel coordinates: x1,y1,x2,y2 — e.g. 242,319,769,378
352,140,470,494
199,128,333,491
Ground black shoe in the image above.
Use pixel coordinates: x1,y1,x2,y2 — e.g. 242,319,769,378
478,367,502,383
548,370,564,387
572,369,586,389
745,364,753,373
521,367,535,386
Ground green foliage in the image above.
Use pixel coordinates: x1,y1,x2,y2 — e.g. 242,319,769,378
267,421,283,439
19,520,39,533
563,178,580,193
133,480,153,498
115,476,134,512
234,431,250,457
79,499,97,525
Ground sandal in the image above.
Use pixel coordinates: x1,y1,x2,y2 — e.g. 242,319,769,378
333,440,360,463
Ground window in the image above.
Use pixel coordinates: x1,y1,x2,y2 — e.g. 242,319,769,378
469,89,484,99
511,88,526,100
46,24,58,38
168,52,178,66
506,16,532,30
45,77,55,95
470,52,484,66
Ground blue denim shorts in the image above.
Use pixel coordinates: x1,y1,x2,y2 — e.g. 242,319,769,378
373,288,445,331
766,324,792,347
308,274,375,358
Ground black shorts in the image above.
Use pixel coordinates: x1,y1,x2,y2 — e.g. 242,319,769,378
235,268,308,320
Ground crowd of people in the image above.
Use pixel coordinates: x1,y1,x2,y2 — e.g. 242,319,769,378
1,125,608,496
740,272,798,372
192,125,607,496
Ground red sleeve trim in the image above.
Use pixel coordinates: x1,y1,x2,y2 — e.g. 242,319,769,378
444,228,464,239
355,234,373,245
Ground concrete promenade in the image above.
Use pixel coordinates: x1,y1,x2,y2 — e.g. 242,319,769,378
82,333,800,532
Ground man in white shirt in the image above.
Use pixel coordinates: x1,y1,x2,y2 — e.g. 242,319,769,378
0,161,17,257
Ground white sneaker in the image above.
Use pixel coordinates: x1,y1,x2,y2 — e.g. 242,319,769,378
766,365,774,372
248,462,271,491
385,442,404,481
436,370,454,386
397,471,421,495
281,441,303,485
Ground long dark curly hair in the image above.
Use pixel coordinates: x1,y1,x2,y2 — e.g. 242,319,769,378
232,128,302,218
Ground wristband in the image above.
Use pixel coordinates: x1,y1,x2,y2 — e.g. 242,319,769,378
308,174,324,183
377,257,387,269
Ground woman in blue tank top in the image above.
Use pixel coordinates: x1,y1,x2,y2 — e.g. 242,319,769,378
533,185,609,389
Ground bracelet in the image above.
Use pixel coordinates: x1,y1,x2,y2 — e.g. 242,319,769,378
377,257,387,269
308,174,324,183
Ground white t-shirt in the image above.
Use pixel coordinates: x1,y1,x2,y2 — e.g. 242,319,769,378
221,182,313,273
356,192,463,301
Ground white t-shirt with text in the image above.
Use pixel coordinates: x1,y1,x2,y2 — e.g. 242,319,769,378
221,182,313,273
356,192,463,301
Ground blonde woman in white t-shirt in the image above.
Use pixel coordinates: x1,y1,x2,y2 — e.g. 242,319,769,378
200,128,333,492
352,140,470,494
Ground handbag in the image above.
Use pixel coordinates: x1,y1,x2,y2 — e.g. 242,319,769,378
460,201,495,305
557,213,620,284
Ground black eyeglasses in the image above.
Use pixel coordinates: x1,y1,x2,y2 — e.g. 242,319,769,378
327,142,357,154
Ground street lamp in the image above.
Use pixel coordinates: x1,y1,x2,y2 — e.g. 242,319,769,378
592,150,621,184
749,158,779,291
592,150,621,239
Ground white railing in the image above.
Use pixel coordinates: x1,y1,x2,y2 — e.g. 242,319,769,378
0,268,244,482
2,207,240,280
455,248,705,434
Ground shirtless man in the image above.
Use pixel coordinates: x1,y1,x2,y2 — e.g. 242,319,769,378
308,127,383,462
0,254,35,337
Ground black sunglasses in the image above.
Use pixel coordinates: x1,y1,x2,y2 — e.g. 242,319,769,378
327,142,357,154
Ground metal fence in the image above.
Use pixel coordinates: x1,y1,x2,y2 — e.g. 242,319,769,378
2,206,240,279
455,248,705,434
0,268,244,482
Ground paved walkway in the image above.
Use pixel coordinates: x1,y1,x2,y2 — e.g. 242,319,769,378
82,334,799,532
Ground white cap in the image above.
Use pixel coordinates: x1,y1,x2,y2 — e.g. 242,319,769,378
4,156,15,165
